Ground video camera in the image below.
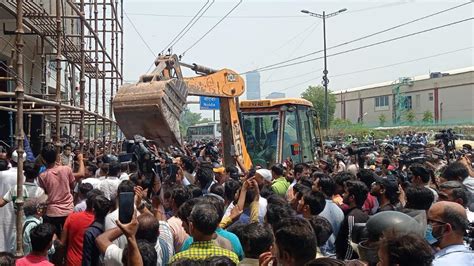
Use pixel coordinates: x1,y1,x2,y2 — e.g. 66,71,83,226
399,153,426,166
203,141,219,162
348,142,375,156
434,128,457,142
129,135,159,175
434,129,461,162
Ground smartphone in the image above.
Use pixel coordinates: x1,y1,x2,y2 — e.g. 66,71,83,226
118,192,134,224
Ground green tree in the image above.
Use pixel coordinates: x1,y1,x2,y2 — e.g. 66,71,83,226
378,113,387,126
422,110,434,124
405,110,416,124
179,108,209,135
301,85,336,128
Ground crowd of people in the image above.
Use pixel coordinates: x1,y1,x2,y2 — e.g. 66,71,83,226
0,131,473,266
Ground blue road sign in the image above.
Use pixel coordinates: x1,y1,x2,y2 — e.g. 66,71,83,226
200,96,220,110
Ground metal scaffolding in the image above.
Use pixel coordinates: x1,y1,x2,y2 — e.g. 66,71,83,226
0,0,123,255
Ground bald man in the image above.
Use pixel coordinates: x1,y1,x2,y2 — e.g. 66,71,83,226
428,201,474,266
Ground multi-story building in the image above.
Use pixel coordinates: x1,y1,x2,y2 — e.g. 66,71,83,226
334,67,474,126
246,71,261,100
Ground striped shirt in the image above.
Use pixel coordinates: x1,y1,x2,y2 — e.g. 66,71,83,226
170,240,239,264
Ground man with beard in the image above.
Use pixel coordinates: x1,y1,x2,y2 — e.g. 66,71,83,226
428,201,473,265
370,176,400,213
335,180,369,260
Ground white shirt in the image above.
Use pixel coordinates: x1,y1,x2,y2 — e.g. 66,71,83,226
100,176,121,201
105,209,127,249
184,171,195,184
3,182,45,203
81,177,101,189
103,220,175,266
119,172,129,181
224,196,268,223
425,185,439,202
432,244,474,266
0,167,20,252
467,208,474,223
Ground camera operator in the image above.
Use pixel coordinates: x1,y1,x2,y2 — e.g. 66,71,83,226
425,148,447,173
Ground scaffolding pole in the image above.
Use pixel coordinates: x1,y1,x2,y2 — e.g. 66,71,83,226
40,37,46,150
101,0,106,148
79,0,86,150
14,0,25,257
55,0,63,156
109,0,114,146
94,0,99,156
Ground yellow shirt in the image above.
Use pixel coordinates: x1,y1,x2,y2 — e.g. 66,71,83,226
170,240,239,264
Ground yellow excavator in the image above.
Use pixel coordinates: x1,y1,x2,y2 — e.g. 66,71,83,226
113,54,319,169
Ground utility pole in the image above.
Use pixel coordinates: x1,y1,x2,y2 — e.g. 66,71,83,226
301,8,346,129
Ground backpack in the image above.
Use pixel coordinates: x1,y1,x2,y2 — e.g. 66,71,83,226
22,220,39,236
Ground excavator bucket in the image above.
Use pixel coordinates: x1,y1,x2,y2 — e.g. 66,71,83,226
113,78,187,147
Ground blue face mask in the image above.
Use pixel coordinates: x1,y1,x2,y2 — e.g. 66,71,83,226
425,224,445,245
425,224,438,245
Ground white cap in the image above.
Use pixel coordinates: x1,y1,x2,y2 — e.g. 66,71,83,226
256,169,272,182
11,150,26,163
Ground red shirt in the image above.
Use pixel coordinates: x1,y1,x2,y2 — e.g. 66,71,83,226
16,254,53,266
63,211,95,266
363,193,378,215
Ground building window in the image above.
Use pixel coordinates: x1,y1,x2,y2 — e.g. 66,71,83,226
429,92,434,101
375,96,389,107
415,94,420,108
405,96,412,109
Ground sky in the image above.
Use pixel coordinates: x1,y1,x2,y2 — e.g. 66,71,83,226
122,0,474,118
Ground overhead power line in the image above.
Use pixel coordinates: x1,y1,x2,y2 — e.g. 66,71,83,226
243,1,473,74
126,13,306,19
160,0,213,54
246,17,474,74
127,2,409,19
264,69,323,83
124,10,156,58
330,46,474,78
261,22,322,85
274,46,474,93
182,0,243,56
162,0,216,55
348,1,409,13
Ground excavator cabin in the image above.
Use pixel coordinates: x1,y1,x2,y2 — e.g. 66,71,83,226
240,98,317,168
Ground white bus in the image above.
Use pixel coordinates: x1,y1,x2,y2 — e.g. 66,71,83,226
186,122,221,141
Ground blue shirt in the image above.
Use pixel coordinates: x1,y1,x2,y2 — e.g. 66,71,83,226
181,228,244,260
432,244,474,266
319,199,344,256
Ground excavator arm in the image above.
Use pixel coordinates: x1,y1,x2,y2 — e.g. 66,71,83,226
113,55,252,170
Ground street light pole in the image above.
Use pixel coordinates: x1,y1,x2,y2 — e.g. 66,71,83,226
322,11,328,130
301,8,346,130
